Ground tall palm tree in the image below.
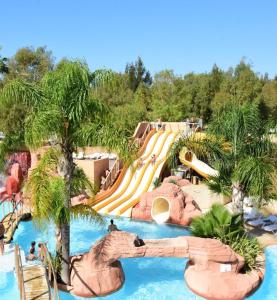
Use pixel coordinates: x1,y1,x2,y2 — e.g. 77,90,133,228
0,61,132,284
169,103,276,216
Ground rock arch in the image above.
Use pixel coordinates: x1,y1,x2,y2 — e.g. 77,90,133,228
70,231,263,300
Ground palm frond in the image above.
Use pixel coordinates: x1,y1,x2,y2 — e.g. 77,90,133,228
24,148,65,227
71,167,96,197
233,156,276,203
25,107,64,149
70,204,105,228
42,61,91,124
0,79,44,108
77,122,136,163
90,69,116,88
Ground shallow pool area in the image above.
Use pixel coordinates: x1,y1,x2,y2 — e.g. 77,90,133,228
0,217,276,300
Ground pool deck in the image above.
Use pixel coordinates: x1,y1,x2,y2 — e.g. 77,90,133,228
246,225,277,248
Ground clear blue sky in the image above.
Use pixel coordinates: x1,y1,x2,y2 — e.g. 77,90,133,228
1,0,277,77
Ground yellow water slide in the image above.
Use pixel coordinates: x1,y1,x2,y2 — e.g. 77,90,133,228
91,130,177,216
179,147,218,179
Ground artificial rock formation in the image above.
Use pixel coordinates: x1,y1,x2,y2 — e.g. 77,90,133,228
131,176,201,225
70,231,263,300
0,163,22,202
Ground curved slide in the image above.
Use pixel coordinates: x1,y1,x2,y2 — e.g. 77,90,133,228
179,147,218,179
91,131,177,217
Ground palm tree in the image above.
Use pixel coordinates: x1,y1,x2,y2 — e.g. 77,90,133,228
0,61,132,284
169,103,276,216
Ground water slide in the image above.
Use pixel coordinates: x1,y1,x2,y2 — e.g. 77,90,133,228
92,131,178,217
179,147,218,179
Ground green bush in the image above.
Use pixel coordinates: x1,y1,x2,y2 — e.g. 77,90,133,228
190,204,261,270
152,177,162,188
168,179,178,185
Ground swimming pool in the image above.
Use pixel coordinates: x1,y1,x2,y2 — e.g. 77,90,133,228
0,217,276,300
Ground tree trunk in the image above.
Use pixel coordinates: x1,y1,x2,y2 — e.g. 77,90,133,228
232,182,245,218
57,148,74,285
60,223,70,284
55,224,62,253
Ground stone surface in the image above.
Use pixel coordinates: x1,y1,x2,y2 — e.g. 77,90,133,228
131,178,201,226
182,183,231,213
70,231,264,300
0,163,22,202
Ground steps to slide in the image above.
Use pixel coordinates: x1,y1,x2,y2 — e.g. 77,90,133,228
92,131,176,216
179,147,219,179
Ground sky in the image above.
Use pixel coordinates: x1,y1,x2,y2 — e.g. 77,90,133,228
1,0,277,77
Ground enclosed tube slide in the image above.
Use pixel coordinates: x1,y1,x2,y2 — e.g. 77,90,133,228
151,197,170,224
179,147,219,179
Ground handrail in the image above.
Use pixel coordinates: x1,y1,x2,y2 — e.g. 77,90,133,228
3,195,23,235
41,243,60,300
14,244,26,300
102,123,152,190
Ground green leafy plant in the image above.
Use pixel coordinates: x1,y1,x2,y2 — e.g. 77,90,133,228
168,179,178,185
152,177,162,189
190,204,261,270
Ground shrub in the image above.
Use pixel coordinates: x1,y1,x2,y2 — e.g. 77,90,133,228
152,177,162,188
190,204,261,270
168,179,178,185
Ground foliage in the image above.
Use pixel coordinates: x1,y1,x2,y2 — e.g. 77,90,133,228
152,177,162,188
4,46,54,82
190,204,261,270
71,167,95,197
0,49,8,74
25,148,104,228
229,234,261,271
168,179,178,185
125,57,152,91
190,204,244,240
170,103,276,212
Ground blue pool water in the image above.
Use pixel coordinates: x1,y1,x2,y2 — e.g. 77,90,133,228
0,217,276,300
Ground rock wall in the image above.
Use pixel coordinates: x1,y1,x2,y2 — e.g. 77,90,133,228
131,176,201,225
70,231,264,300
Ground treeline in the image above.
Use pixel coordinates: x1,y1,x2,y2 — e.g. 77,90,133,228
1,46,276,137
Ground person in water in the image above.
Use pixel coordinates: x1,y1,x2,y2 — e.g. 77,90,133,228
134,235,145,247
38,243,44,261
29,241,36,253
108,219,119,232
0,222,5,255
26,247,37,261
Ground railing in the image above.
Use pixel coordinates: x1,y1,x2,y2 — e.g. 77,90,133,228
102,159,121,191
14,243,59,300
14,244,26,300
101,123,152,191
40,243,60,300
0,198,13,221
137,123,151,148
2,195,24,235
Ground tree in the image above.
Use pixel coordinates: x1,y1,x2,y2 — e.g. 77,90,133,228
260,80,277,122
169,103,276,216
0,54,8,75
150,70,185,121
206,104,276,213
0,61,132,284
125,57,152,91
4,46,54,82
